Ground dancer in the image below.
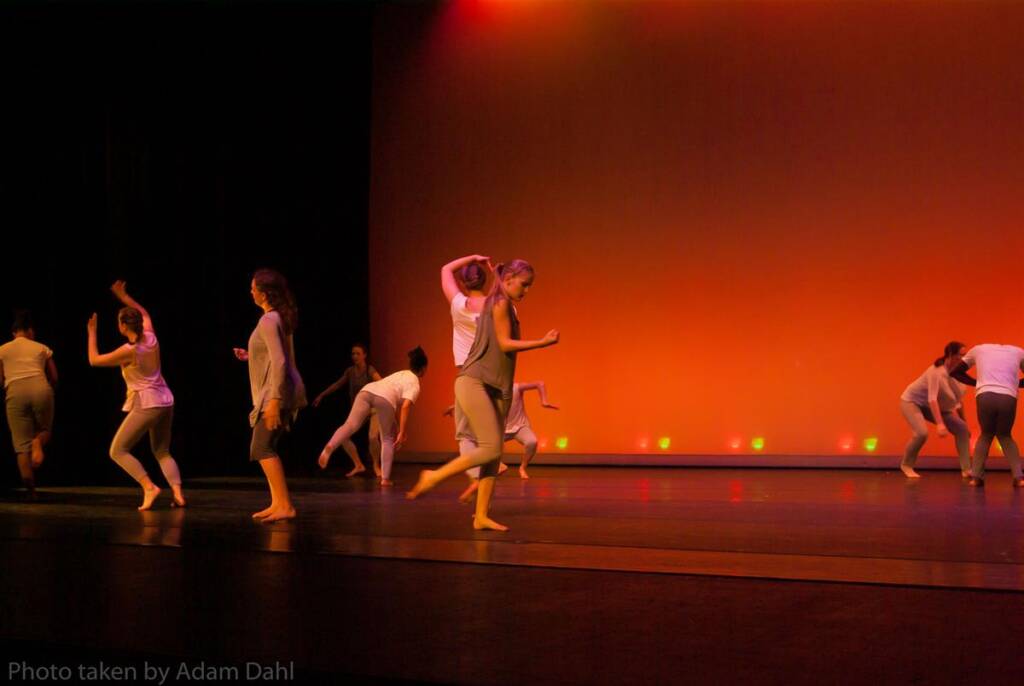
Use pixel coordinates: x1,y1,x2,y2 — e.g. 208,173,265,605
312,343,383,478
898,341,971,479
951,343,1024,487
87,281,184,510
453,380,559,502
233,269,307,522
408,259,559,532
317,346,427,487
0,310,57,497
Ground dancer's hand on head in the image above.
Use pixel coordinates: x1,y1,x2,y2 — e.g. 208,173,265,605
937,425,949,438
543,329,560,346
87,313,98,333
232,347,249,361
110,280,128,299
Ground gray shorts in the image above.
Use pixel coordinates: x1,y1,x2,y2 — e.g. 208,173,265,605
5,377,54,453
250,412,291,461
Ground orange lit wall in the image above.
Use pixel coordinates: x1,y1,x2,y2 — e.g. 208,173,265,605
369,1,1024,458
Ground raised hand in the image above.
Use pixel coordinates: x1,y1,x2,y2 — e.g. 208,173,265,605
110,280,128,300
87,313,98,333
233,347,249,361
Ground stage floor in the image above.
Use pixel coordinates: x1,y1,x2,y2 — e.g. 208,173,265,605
3,465,1023,684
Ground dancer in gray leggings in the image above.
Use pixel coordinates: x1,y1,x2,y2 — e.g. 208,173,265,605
951,343,1024,487
0,310,58,498
898,341,971,478
318,347,427,487
88,281,184,510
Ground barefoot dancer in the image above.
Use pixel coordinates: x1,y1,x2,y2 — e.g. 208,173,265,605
408,260,559,531
898,341,971,479
0,310,57,497
318,347,426,487
455,380,559,502
312,343,383,478
87,281,184,511
233,269,307,522
951,343,1024,487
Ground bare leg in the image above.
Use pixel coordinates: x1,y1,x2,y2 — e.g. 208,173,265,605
473,476,507,531
369,414,382,478
31,429,50,468
341,440,366,477
459,479,479,503
516,427,538,479
256,457,296,522
138,476,161,511
16,452,36,496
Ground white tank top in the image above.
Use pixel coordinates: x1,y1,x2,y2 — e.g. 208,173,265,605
121,330,174,411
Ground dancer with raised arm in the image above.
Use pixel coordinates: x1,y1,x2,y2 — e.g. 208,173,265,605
951,343,1024,487
408,259,559,531
318,346,426,487
87,281,184,510
233,269,306,522
0,310,57,498
313,343,382,478
898,341,971,479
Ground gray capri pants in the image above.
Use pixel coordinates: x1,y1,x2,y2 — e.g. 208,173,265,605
454,375,509,480
5,377,55,453
250,412,292,462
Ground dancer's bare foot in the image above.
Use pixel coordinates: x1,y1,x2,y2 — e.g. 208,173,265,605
473,515,509,532
170,487,187,508
259,507,296,523
498,462,509,475
406,469,438,499
458,481,479,503
138,485,161,511
345,464,366,478
30,437,45,468
961,470,971,479
318,450,332,470
519,466,530,480
379,479,394,488
373,466,383,478
252,505,275,519
900,465,921,479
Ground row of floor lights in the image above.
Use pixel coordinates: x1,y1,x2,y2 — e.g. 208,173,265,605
538,436,883,452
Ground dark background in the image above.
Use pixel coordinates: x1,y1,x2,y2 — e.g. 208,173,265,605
0,1,379,486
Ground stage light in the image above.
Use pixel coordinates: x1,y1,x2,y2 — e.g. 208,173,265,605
751,437,764,451
638,437,649,450
839,436,853,451
728,437,743,450
556,436,569,450
658,437,671,450
863,437,878,452
539,437,549,449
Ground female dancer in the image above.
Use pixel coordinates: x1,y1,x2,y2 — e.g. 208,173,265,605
87,281,184,510
233,269,307,522
951,343,1024,487
312,343,382,478
442,254,489,455
898,341,971,478
408,260,559,531
317,346,427,487
0,310,57,497
454,379,559,502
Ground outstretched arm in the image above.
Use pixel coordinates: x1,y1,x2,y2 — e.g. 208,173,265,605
110,281,153,332
517,381,559,409
396,398,413,450
441,254,490,302
493,299,559,353
949,361,976,387
87,314,134,367
313,369,350,408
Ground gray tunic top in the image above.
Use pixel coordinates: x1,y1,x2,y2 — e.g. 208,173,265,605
247,311,307,427
459,296,520,401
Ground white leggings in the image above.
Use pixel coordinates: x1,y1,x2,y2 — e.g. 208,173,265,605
899,400,970,471
109,406,182,487
326,391,397,479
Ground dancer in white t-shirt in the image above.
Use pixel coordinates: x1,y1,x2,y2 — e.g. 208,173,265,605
87,281,184,511
951,343,1024,486
898,341,971,478
318,347,427,487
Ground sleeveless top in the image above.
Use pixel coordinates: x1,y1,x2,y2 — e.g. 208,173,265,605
459,296,519,401
121,330,174,411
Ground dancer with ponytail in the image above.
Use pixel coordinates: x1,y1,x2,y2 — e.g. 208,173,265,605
233,269,307,522
408,260,559,531
0,310,57,498
87,281,184,510
317,346,427,487
898,341,971,478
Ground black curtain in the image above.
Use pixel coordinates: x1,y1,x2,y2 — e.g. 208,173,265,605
0,1,374,485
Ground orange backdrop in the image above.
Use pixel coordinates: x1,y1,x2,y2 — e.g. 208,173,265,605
369,1,1024,458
